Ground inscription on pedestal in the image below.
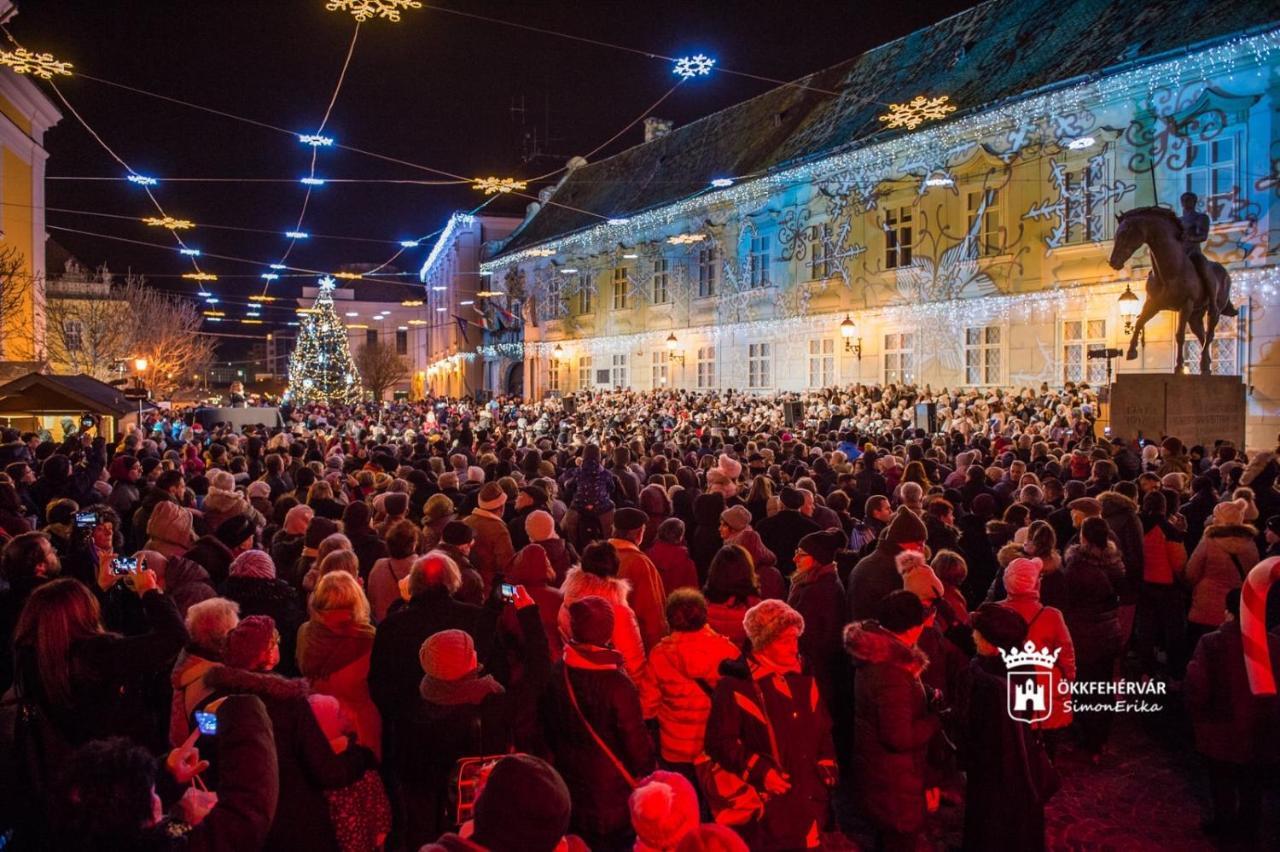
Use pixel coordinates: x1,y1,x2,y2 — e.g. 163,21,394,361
1109,374,1244,449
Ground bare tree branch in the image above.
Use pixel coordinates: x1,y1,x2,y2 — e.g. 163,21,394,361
119,275,216,398
354,340,408,401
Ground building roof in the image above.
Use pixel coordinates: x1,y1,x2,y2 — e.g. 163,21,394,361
0,372,152,417
497,0,1279,257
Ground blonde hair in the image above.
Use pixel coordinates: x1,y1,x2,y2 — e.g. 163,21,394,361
318,548,359,580
311,570,370,625
308,480,334,503
317,532,352,563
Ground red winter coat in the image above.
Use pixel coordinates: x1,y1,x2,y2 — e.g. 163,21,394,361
645,540,699,594
999,593,1076,730
648,626,740,763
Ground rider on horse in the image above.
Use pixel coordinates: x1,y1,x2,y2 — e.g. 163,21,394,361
1180,191,1238,317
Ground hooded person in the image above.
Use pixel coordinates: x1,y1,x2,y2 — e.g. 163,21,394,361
503,543,564,660
610,506,669,651
144,499,197,560
343,499,388,583
420,754,589,852
847,506,928,621
271,503,313,582
133,548,217,618
292,516,339,590
525,508,578,586
1185,498,1258,641
202,469,266,537
463,482,515,593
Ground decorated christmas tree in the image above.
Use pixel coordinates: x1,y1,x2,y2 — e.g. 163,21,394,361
285,276,363,404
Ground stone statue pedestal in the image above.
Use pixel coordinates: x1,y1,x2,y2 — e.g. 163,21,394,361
1107,373,1245,449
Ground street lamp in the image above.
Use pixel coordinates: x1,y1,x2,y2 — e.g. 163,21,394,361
1118,284,1142,336
134,357,148,373
665,332,685,365
840,314,862,360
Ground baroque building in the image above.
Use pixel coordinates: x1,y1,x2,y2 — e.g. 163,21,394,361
481,0,1280,447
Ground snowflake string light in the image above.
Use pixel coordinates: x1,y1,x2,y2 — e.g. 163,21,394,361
472,177,528,195
127,174,158,186
878,94,957,130
0,47,72,79
299,134,334,147
317,276,337,292
333,272,363,280
182,272,218,281
143,216,194,230
325,0,422,23
673,54,715,80
667,233,706,245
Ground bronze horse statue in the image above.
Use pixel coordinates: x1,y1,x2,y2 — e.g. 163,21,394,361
1109,206,1236,374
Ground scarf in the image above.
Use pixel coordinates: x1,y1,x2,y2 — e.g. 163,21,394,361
295,613,375,679
419,670,505,705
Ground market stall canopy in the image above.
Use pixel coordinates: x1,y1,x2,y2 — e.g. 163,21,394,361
0,373,154,416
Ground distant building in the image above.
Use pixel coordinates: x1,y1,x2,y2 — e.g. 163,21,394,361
0,0,60,378
42,245,132,380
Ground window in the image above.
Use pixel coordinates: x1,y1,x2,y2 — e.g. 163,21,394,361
395,328,408,356
885,206,913,268
1183,314,1240,376
1064,160,1115,244
964,326,1002,385
366,329,378,347
595,368,611,385
577,273,593,314
612,267,628,310
548,360,560,392
696,345,716,388
63,319,83,353
578,356,592,389
651,351,669,387
884,333,915,384
967,189,1002,256
748,235,771,288
547,275,562,316
747,343,771,389
652,259,669,304
1063,319,1108,384
1185,135,1239,223
809,224,833,279
610,353,628,387
697,247,718,298
808,338,835,387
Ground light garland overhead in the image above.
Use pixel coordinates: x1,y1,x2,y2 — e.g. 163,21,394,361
878,94,956,130
472,176,528,195
673,54,715,80
181,272,217,281
0,47,72,79
333,271,362,280
325,0,422,23
667,233,706,245
299,134,334,147
126,174,158,186
143,216,195,230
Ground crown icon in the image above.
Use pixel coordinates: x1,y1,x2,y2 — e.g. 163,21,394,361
1000,640,1062,670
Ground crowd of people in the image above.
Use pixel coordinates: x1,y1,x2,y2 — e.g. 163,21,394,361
0,381,1276,851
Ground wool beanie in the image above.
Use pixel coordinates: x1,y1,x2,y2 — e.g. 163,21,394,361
147,501,195,547
797,529,845,566
1212,498,1248,527
108,454,137,482
283,504,315,536
471,755,572,852
613,507,647,535
1003,557,1044,596
342,500,372,532
525,509,557,542
224,615,277,669
779,487,805,511
477,482,507,511
245,480,271,501
208,469,235,492
720,505,752,533
383,492,409,518
442,521,474,547
419,629,478,681
897,550,945,602
215,515,256,550
424,493,455,522
629,771,699,851
883,507,928,548
972,602,1028,651
569,595,615,646
742,599,805,651
229,549,276,580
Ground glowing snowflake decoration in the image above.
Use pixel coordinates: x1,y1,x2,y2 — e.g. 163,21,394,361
181,272,218,281
299,134,334,147
666,233,706,245
0,47,72,80
472,177,528,195
318,275,337,292
878,94,956,130
325,0,422,23
127,174,158,186
673,54,715,80
143,216,194,230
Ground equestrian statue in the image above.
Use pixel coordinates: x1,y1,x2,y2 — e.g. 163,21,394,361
1108,191,1237,374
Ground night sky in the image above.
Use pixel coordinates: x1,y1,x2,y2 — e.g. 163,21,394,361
20,0,972,333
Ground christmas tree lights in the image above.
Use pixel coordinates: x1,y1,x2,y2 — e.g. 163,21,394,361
285,277,363,404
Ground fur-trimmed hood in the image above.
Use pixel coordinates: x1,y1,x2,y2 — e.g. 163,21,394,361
1099,491,1139,516
843,619,928,676
203,487,249,514
560,566,632,608
203,664,311,702
1202,523,1259,551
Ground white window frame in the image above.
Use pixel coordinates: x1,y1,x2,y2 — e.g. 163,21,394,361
1063,318,1108,384
63,319,84,353
652,258,669,304
747,342,772,389
885,205,913,269
883,332,915,385
651,350,669,387
1183,313,1241,376
577,273,593,315
612,267,628,310
696,345,716,388
1063,157,1117,244
578,355,592,389
808,338,835,388
610,353,628,387
1185,132,1242,224
964,325,1003,386
748,235,771,288
967,188,1002,256
809,224,833,279
548,359,561,392
697,247,718,298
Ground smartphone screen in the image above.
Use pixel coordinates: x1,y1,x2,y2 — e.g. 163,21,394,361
111,556,138,576
500,583,517,603
74,511,98,529
193,711,218,736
